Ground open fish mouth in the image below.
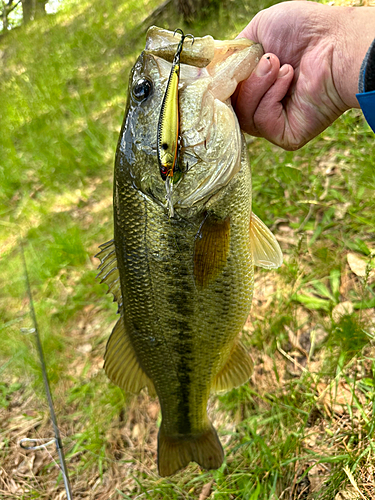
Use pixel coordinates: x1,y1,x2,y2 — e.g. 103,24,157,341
145,27,264,211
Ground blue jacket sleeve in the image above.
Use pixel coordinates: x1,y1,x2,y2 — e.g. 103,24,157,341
356,39,375,133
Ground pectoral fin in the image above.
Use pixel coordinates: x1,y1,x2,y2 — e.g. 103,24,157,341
194,215,230,288
250,213,283,269
212,341,253,393
104,316,157,398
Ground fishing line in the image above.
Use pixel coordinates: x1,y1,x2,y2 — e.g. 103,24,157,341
20,239,73,500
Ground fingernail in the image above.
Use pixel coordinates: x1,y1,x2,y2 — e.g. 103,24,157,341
278,65,289,78
255,55,272,77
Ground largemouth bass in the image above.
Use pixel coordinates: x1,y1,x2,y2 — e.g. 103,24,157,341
97,27,283,477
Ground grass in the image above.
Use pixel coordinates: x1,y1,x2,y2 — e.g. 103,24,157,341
1,0,375,498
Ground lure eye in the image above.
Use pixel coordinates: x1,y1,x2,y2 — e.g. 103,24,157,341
160,166,168,180
132,77,153,102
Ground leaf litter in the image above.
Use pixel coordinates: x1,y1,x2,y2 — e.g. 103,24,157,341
2,254,375,497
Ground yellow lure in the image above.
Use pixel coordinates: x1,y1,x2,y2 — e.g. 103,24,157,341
157,30,193,181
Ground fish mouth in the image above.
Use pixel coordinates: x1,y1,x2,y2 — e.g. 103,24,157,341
148,31,263,105
145,28,263,211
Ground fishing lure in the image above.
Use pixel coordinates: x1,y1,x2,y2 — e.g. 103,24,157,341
157,29,194,182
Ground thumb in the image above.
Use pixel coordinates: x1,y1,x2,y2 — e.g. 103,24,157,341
235,59,294,147
252,63,295,148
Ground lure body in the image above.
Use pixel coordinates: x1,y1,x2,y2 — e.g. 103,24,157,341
157,30,192,181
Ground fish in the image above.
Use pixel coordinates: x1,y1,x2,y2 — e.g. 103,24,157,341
96,26,283,477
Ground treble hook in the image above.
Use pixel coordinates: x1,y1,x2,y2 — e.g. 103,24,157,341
172,29,194,62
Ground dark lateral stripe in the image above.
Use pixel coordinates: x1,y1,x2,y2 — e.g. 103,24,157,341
165,230,194,435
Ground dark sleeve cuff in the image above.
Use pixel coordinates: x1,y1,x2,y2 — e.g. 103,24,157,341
356,90,375,133
357,38,375,132
358,39,375,93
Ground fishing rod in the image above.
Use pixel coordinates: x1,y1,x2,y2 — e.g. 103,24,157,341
20,239,73,500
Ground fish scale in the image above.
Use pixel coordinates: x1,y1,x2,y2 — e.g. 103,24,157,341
97,27,283,476
113,143,254,434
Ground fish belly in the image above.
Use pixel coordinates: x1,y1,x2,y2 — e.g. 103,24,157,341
113,142,253,475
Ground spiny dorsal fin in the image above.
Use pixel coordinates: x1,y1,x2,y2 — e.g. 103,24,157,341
95,240,122,311
250,213,283,269
104,315,157,398
212,340,253,393
194,215,230,288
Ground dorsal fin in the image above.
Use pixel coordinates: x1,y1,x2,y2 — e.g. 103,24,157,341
95,240,122,312
250,213,283,269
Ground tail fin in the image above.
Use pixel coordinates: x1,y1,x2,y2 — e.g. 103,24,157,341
157,423,224,476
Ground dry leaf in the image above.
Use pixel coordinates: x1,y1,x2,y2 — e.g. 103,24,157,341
335,486,361,500
343,465,367,500
347,253,373,278
332,301,354,322
285,325,300,349
77,343,92,354
199,480,213,500
147,402,160,420
335,202,351,220
308,463,330,493
131,423,141,439
312,327,329,346
316,382,364,414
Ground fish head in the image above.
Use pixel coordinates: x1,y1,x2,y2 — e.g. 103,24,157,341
115,49,164,196
116,27,263,214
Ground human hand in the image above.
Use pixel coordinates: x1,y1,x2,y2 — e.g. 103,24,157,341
234,1,375,150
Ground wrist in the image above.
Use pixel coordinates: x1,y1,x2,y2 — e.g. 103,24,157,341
334,6,375,109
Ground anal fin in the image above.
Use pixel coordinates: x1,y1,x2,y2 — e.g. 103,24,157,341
158,422,224,476
212,341,253,393
104,316,156,398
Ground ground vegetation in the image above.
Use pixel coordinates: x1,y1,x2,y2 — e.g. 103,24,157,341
0,0,374,498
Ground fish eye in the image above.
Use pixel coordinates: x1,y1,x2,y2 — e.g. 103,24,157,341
132,77,153,102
